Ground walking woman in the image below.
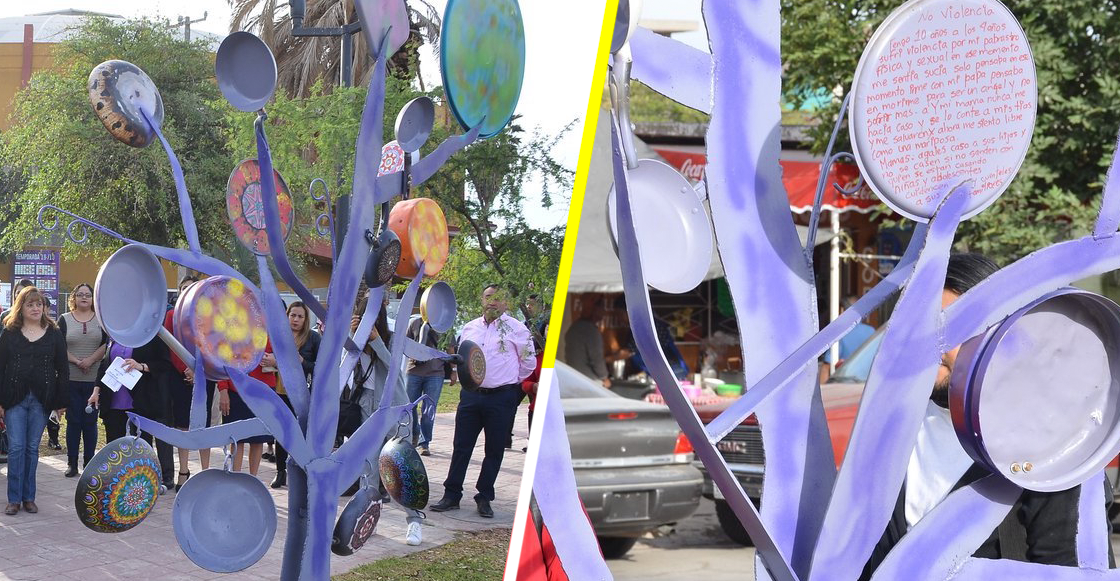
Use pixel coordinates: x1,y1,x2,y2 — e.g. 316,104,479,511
271,301,319,488
0,286,68,515
59,284,107,477
218,339,276,476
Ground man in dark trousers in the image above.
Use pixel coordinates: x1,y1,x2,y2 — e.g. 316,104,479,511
860,253,1113,579
430,283,537,518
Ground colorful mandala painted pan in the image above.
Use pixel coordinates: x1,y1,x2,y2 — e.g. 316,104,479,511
332,486,382,556
226,159,295,256
440,0,526,138
173,276,268,381
379,437,429,510
378,141,406,177
75,436,161,533
388,198,449,278
88,60,164,148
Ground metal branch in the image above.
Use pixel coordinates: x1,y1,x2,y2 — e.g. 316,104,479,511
309,178,338,259
127,412,268,449
37,205,132,246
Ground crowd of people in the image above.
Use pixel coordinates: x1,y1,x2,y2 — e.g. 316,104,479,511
0,274,545,549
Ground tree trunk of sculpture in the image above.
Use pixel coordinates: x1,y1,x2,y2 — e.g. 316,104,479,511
280,462,309,581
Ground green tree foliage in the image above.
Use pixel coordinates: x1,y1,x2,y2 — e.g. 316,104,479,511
0,17,234,255
781,0,1115,263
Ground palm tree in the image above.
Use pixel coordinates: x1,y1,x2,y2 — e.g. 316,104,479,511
227,0,441,97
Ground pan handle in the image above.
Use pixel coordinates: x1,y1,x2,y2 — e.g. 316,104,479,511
157,326,197,370
608,45,640,170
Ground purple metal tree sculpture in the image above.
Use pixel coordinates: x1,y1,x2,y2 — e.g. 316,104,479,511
536,0,1120,579
46,0,526,579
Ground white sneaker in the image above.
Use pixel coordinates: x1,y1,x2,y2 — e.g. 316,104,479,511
406,522,422,546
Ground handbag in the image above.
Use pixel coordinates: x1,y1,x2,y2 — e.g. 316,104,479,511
338,359,374,438
0,427,8,463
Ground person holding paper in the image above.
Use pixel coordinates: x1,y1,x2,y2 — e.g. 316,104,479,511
0,286,68,516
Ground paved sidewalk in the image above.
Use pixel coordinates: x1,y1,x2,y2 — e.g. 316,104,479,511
0,406,529,580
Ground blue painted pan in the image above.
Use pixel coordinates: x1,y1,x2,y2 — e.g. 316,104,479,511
173,468,277,572
420,282,456,334
215,32,277,113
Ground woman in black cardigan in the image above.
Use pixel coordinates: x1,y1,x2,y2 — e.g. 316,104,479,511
89,335,176,488
0,287,68,516
271,301,320,488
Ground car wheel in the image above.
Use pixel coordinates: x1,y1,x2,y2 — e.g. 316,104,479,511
714,499,754,546
596,536,640,559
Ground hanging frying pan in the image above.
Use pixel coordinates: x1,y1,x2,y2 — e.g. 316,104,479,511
378,141,406,177
395,97,435,154
420,282,457,334
355,0,411,59
173,464,277,572
610,0,643,54
88,60,164,148
379,429,429,510
606,159,713,294
457,339,487,391
95,245,170,347
75,436,161,533
226,159,295,255
950,288,1120,492
215,32,278,113
332,475,382,556
364,227,402,289
440,0,526,138
173,275,268,381
388,198,450,278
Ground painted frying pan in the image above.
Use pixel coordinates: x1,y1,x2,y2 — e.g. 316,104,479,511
332,482,382,556
75,436,161,533
355,0,410,58
420,282,456,334
380,436,429,510
378,141,406,177
439,0,526,138
173,275,268,381
388,198,449,278
88,60,164,148
364,227,403,289
95,245,170,347
457,339,487,391
215,31,278,113
173,468,277,572
226,159,295,255
950,288,1120,492
606,159,713,294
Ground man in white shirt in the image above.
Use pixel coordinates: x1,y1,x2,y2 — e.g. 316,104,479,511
430,283,536,518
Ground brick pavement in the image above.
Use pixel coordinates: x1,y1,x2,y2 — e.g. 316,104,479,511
0,406,529,581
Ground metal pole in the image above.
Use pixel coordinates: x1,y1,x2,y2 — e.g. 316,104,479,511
341,30,353,87
828,210,841,373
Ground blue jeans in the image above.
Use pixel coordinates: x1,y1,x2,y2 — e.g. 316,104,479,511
6,394,47,503
406,374,444,447
67,381,98,468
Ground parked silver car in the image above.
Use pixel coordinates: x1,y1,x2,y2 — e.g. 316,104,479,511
556,361,704,558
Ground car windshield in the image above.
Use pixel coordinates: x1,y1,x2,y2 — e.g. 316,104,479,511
829,328,884,383
555,361,623,399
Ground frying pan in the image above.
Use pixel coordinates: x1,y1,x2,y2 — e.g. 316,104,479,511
75,436,161,533
439,0,526,138
215,32,278,113
226,159,295,255
388,198,450,278
606,159,713,294
949,288,1120,492
88,60,164,148
420,282,457,334
395,97,435,153
355,0,410,59
364,227,402,289
173,275,268,382
380,434,429,510
456,340,487,392
332,476,382,556
173,467,277,572
95,245,195,368
378,141,406,177
610,0,643,54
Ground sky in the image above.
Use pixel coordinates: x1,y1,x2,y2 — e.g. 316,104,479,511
0,0,609,231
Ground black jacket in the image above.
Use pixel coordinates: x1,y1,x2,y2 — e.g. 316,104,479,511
860,463,1113,579
0,325,69,410
95,337,174,422
298,330,321,380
